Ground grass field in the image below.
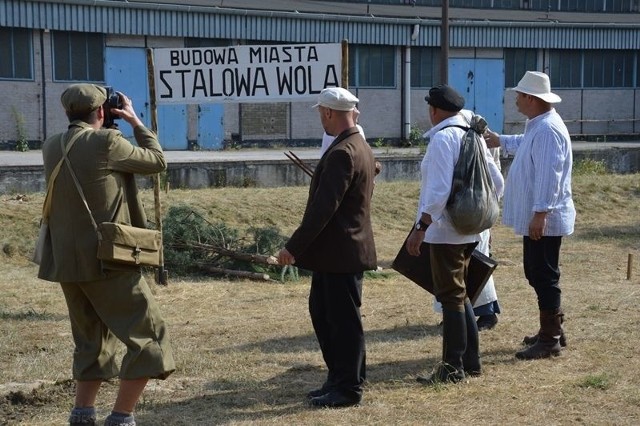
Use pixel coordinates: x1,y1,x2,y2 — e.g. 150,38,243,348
1,173,639,425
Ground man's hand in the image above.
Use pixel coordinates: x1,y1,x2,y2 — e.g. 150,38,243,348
405,229,425,257
484,129,501,149
277,248,296,265
111,92,144,129
529,212,547,240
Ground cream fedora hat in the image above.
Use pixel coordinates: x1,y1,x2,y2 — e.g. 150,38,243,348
510,71,562,104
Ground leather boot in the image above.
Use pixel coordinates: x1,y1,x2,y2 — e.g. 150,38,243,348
516,309,562,360
417,308,466,384
523,309,567,347
462,299,481,376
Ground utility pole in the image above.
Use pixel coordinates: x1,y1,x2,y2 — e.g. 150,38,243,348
440,0,449,84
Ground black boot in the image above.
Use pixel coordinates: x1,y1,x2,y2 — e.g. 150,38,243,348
516,309,562,360
523,309,567,347
417,308,466,384
462,299,481,376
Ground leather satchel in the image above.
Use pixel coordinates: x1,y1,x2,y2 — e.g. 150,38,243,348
391,228,497,305
97,222,161,266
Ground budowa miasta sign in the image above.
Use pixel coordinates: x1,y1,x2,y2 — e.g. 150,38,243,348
153,43,342,104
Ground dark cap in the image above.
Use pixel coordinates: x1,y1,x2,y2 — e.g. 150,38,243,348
424,84,465,112
61,84,107,115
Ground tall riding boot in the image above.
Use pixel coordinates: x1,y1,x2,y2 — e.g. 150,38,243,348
462,299,481,376
523,308,567,347
417,308,467,384
516,309,562,360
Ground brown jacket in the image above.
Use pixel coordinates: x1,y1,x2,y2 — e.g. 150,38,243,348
38,121,166,282
286,127,377,273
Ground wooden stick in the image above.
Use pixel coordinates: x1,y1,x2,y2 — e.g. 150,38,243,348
284,151,313,177
201,265,271,281
146,47,168,285
286,151,314,176
627,253,634,280
174,242,278,265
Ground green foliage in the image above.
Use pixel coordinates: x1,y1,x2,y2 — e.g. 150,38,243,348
573,158,608,176
11,107,29,152
576,373,612,390
408,125,425,146
162,204,294,280
372,137,385,148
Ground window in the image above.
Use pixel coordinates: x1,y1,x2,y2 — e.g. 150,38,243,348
53,31,104,82
0,27,33,80
550,49,635,88
411,47,440,88
504,49,537,87
549,50,582,88
349,45,396,88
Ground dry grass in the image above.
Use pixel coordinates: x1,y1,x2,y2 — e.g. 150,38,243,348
1,174,640,425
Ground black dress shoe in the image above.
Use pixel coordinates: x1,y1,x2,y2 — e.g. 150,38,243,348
306,388,328,399
309,391,361,408
476,314,498,331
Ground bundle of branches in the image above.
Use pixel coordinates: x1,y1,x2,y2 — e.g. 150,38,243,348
162,204,299,281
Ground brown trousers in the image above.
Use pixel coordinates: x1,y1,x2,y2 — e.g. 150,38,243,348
430,243,476,312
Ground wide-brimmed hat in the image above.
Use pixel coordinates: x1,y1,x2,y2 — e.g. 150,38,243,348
511,71,561,104
424,84,465,112
61,84,107,115
312,87,359,111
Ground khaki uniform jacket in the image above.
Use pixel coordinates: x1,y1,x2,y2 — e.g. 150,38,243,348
286,127,377,273
38,121,166,283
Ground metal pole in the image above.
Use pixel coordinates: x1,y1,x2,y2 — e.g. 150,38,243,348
440,0,449,84
341,39,349,89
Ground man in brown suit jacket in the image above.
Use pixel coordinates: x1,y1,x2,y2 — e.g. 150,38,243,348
278,87,377,408
39,84,174,426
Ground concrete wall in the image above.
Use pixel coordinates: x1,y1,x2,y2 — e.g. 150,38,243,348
2,148,639,195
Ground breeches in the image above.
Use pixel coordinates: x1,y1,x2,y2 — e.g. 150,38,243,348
61,270,175,381
430,243,476,312
523,236,563,310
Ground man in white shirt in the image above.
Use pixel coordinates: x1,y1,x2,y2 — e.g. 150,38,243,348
406,85,503,384
485,71,575,360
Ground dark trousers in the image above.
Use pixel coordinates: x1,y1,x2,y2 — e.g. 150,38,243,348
430,243,476,312
309,271,365,398
523,236,563,310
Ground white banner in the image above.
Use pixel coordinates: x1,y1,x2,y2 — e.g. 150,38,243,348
153,43,342,104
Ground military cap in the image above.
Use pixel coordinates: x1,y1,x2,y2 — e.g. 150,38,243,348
61,84,107,115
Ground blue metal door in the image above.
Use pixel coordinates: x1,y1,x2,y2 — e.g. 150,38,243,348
105,47,188,150
197,104,224,150
449,58,504,133
158,105,188,150
105,47,150,139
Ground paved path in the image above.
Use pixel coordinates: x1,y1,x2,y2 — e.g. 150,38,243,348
1,141,640,167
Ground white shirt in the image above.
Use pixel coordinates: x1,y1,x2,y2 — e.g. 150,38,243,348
417,111,504,244
500,108,575,236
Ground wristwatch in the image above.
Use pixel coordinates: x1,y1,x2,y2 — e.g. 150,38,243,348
415,220,429,231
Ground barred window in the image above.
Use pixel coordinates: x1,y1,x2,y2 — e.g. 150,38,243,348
349,45,396,88
52,31,104,82
411,47,440,88
0,27,33,80
550,49,635,88
504,49,537,88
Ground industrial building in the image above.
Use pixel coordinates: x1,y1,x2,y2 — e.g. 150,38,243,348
1,0,639,150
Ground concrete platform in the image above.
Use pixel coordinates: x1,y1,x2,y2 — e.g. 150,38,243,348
1,141,639,194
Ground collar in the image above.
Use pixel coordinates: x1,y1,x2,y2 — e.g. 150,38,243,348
423,112,470,140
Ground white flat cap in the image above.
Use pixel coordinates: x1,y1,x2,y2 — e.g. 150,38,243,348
312,87,359,111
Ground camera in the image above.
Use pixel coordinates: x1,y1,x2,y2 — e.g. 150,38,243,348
103,86,123,128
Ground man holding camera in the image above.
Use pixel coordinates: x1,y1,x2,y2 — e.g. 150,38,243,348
38,84,175,426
